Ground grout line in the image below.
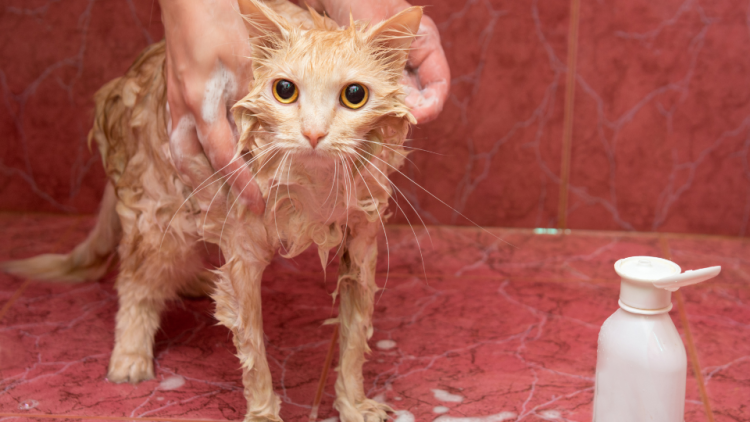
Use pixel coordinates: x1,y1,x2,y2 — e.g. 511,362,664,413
386,223,750,242
557,0,581,230
4,214,750,243
659,237,716,422
0,217,89,324
309,324,339,422
0,413,237,422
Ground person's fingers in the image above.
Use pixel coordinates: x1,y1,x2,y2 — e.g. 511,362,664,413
197,118,266,216
404,15,450,124
404,79,448,123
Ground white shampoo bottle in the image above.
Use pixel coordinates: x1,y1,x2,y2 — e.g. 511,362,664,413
592,256,720,422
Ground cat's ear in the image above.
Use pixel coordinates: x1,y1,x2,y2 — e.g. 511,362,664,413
366,7,423,55
238,0,289,39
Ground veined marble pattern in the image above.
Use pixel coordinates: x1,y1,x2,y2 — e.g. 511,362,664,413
1,0,749,233
1,214,747,421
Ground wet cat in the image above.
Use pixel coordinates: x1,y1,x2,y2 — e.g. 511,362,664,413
2,1,421,421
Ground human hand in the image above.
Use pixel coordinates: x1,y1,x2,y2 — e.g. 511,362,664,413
160,0,265,215
307,0,450,123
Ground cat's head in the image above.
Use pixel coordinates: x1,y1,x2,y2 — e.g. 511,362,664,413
232,0,421,168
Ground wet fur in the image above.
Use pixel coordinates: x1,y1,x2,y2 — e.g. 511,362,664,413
2,1,421,421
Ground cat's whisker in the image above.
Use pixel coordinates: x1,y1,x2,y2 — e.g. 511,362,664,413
351,139,421,169
355,149,517,249
350,148,429,286
321,159,342,268
327,153,350,268
159,149,257,251
356,138,443,155
342,154,391,298
203,145,278,228
273,152,291,254
351,144,433,243
217,148,284,249
321,156,338,213
201,145,281,238
286,152,296,212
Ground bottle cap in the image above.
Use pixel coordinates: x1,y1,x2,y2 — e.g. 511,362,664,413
614,256,720,315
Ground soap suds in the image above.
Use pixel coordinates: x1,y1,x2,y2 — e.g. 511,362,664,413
433,406,450,414
169,116,196,163
372,394,386,404
432,389,464,403
539,410,561,420
201,64,237,125
394,410,415,422
376,339,397,350
158,375,185,390
433,411,516,422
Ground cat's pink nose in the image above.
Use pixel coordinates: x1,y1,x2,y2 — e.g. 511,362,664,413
303,130,326,148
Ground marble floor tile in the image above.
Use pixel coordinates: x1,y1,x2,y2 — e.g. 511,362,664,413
0,215,744,421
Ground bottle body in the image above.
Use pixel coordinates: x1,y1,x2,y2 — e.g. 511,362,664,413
593,309,687,422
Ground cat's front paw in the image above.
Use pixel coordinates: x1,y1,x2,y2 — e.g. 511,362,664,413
336,398,392,422
107,351,154,384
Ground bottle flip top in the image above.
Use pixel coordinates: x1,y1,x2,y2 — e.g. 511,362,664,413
614,256,721,314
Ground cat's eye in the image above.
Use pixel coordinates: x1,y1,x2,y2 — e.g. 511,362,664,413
273,79,298,104
340,84,368,109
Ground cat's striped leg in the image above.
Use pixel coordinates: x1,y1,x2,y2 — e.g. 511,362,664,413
334,224,391,422
213,255,281,422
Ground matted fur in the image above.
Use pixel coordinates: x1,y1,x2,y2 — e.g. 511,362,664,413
3,1,422,421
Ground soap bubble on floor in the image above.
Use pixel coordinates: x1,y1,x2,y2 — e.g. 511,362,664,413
18,399,39,410
394,410,415,422
432,389,464,402
539,410,561,420
433,406,450,414
158,375,186,390
376,339,397,350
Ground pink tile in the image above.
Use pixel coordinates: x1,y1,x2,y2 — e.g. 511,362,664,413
388,0,568,229
567,0,750,235
0,0,163,214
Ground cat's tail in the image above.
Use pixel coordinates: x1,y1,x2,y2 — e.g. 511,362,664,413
2,182,121,283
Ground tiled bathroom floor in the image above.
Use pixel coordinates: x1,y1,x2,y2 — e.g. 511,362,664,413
0,213,748,422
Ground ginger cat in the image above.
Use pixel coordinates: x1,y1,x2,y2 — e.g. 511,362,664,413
3,1,422,421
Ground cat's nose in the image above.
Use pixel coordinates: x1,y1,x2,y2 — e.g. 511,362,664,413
302,130,327,148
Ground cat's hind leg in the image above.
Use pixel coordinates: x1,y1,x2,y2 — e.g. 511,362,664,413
107,225,202,384
334,224,391,422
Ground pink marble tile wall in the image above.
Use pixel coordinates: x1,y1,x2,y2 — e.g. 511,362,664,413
0,0,164,213
1,0,749,236
567,0,750,234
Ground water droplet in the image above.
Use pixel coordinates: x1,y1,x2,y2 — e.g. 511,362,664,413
18,399,39,410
